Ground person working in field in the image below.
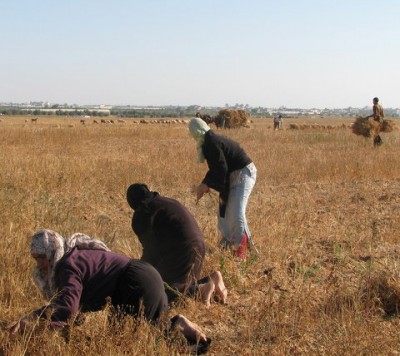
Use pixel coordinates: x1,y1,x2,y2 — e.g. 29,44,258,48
365,97,384,146
273,115,283,130
127,183,227,307
7,229,211,353
188,118,257,259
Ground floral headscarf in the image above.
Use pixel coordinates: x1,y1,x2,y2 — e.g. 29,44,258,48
31,229,110,300
188,118,211,163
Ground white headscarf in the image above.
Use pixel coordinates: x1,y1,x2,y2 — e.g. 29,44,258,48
188,118,211,163
31,229,110,300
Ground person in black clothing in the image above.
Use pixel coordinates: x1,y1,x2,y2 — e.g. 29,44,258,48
188,118,257,259
127,183,227,306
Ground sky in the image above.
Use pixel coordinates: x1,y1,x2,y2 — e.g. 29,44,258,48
1,0,399,109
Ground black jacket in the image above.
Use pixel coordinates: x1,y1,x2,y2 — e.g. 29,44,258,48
131,195,205,290
202,130,252,216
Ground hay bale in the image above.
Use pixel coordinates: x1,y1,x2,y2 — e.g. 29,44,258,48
215,109,250,129
352,116,396,138
351,116,380,138
381,119,396,133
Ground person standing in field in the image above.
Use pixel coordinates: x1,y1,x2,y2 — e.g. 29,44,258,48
188,118,257,259
273,115,283,130
365,97,384,146
7,229,211,353
127,183,227,307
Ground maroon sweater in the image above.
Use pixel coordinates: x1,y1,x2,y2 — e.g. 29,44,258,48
34,248,131,327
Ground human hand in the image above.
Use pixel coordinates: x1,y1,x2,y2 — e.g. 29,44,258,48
6,317,32,335
195,184,209,204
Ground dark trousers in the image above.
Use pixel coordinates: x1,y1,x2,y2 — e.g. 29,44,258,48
112,260,168,322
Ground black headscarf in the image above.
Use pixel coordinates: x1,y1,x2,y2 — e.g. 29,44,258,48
126,183,158,211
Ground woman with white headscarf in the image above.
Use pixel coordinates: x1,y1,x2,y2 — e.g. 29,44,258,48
7,229,210,353
189,118,257,259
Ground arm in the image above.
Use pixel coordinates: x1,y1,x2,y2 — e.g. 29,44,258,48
202,142,228,193
365,106,377,119
8,266,84,334
195,183,210,203
194,142,227,203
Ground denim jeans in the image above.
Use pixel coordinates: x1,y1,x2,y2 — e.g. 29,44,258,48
218,162,257,247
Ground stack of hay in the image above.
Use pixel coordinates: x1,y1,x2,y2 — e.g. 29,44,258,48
351,116,395,138
215,109,250,129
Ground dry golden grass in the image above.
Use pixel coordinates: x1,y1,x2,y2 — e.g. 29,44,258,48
1,115,400,355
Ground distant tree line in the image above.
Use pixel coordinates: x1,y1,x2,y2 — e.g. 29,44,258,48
1,105,398,118
0,108,110,117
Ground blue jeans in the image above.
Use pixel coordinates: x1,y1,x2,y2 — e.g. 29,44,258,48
218,162,257,248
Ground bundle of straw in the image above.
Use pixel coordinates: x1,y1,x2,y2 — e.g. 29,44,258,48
215,109,250,129
381,119,396,133
352,116,381,138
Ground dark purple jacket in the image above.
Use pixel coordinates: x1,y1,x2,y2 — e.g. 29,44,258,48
34,248,131,327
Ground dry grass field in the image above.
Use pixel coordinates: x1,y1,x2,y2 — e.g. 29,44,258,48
1,115,400,355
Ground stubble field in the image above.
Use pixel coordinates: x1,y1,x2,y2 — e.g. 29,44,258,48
1,115,400,355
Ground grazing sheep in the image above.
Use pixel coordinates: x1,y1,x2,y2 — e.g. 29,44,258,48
80,119,86,125
31,117,38,123
93,119,99,124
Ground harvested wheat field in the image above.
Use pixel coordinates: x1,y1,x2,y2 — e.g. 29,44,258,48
1,115,400,355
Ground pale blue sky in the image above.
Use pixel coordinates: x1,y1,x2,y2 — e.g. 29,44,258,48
1,0,399,108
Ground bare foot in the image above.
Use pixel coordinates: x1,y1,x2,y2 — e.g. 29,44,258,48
210,271,228,304
197,280,215,308
173,314,207,343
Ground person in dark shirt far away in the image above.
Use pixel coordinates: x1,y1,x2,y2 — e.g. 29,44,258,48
365,97,385,146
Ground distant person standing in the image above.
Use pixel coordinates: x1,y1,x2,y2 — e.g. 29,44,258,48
273,115,283,130
365,97,384,146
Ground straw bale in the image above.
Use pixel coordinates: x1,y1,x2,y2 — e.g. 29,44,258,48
352,116,396,138
381,119,396,133
351,116,380,138
214,109,250,129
